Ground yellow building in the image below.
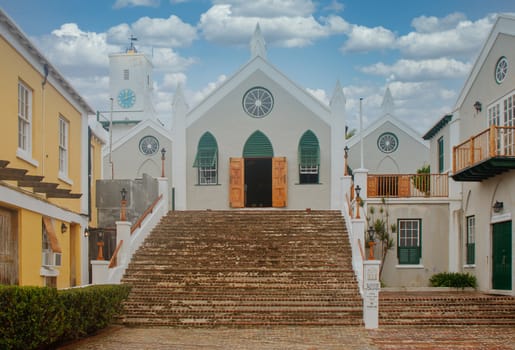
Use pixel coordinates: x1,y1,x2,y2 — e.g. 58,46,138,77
0,9,105,287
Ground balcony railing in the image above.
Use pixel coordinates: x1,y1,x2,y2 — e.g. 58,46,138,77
367,173,449,198
453,125,515,181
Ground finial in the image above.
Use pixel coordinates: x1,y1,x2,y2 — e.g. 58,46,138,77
381,86,395,116
250,23,267,59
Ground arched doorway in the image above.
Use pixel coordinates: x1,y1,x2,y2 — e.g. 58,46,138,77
229,131,287,208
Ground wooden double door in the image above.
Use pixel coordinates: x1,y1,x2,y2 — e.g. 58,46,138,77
230,157,287,208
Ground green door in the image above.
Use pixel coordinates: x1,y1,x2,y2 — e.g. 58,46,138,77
492,221,512,290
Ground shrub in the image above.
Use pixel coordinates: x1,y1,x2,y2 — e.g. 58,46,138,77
0,284,131,349
0,286,64,349
429,272,477,289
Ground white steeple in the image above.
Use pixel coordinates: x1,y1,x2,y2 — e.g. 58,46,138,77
330,80,346,110
381,86,395,116
250,23,267,59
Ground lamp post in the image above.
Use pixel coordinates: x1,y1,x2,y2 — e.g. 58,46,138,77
161,148,166,177
344,145,349,176
367,226,376,260
355,185,361,219
96,231,104,260
120,187,127,221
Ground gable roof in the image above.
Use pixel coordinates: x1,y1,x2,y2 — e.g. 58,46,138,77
423,114,453,140
103,119,172,157
454,14,515,110
346,113,428,149
186,55,332,127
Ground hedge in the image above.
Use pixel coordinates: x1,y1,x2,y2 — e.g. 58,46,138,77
429,272,477,289
0,284,131,350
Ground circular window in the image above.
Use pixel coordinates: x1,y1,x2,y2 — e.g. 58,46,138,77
377,132,398,153
243,87,274,118
495,57,508,84
139,136,159,155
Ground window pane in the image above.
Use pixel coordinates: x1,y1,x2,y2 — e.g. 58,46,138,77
398,219,421,264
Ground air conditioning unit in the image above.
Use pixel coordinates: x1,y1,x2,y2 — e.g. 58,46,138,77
42,251,62,267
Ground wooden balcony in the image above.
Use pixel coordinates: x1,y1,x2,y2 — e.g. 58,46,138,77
453,125,515,181
367,173,449,198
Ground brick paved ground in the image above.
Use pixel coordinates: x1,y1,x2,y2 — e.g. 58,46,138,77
57,326,515,350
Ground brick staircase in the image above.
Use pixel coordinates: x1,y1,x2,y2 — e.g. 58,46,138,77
379,291,515,326
120,210,363,327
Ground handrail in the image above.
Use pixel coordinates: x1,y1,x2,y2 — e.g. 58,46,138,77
108,239,123,268
131,194,163,234
357,238,365,261
453,125,515,173
367,173,449,198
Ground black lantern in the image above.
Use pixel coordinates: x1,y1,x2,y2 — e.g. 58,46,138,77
161,147,166,160
355,185,361,198
121,187,127,201
61,223,67,234
367,226,376,242
474,101,482,113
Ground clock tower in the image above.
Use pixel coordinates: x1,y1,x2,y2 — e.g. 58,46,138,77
108,39,155,139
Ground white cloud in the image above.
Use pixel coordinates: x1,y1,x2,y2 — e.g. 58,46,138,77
199,4,348,47
398,14,496,58
37,23,115,74
323,0,344,12
212,0,315,17
188,75,227,107
306,88,329,105
113,0,159,9
162,72,188,89
361,58,471,81
107,15,197,47
151,47,196,72
341,24,396,52
411,12,467,33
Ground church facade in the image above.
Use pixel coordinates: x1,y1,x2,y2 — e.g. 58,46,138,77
172,26,346,210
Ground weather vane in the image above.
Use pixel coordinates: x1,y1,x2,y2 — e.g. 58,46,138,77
128,35,138,52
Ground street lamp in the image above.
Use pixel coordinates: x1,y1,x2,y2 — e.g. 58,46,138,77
355,185,361,219
120,187,128,221
367,226,376,260
344,145,349,176
161,148,166,177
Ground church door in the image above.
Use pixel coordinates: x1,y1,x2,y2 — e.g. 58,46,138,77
229,157,287,208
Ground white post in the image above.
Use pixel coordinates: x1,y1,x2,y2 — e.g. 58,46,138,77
363,260,381,329
116,221,131,266
91,260,109,284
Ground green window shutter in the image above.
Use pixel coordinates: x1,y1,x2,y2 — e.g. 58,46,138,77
466,243,475,264
398,247,420,264
243,131,274,158
193,132,218,167
298,130,320,167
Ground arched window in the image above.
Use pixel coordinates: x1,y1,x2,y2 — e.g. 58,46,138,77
298,130,320,184
193,132,218,185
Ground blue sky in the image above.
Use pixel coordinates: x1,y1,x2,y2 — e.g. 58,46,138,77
2,0,515,133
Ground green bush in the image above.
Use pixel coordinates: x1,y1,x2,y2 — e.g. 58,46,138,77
429,272,477,289
0,286,64,350
0,284,131,350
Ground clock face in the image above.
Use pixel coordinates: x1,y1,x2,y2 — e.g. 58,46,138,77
243,87,274,118
117,88,136,108
377,132,398,153
495,57,508,84
139,136,159,155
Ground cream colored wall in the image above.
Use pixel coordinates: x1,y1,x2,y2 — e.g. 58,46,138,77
456,32,515,294
462,172,515,291
186,70,331,209
368,200,450,288
428,126,451,173
348,121,429,174
459,33,515,137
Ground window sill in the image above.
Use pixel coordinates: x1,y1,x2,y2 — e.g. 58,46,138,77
40,266,59,277
16,149,39,167
396,264,424,269
59,173,74,185
463,264,476,269
195,183,221,186
295,183,323,185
